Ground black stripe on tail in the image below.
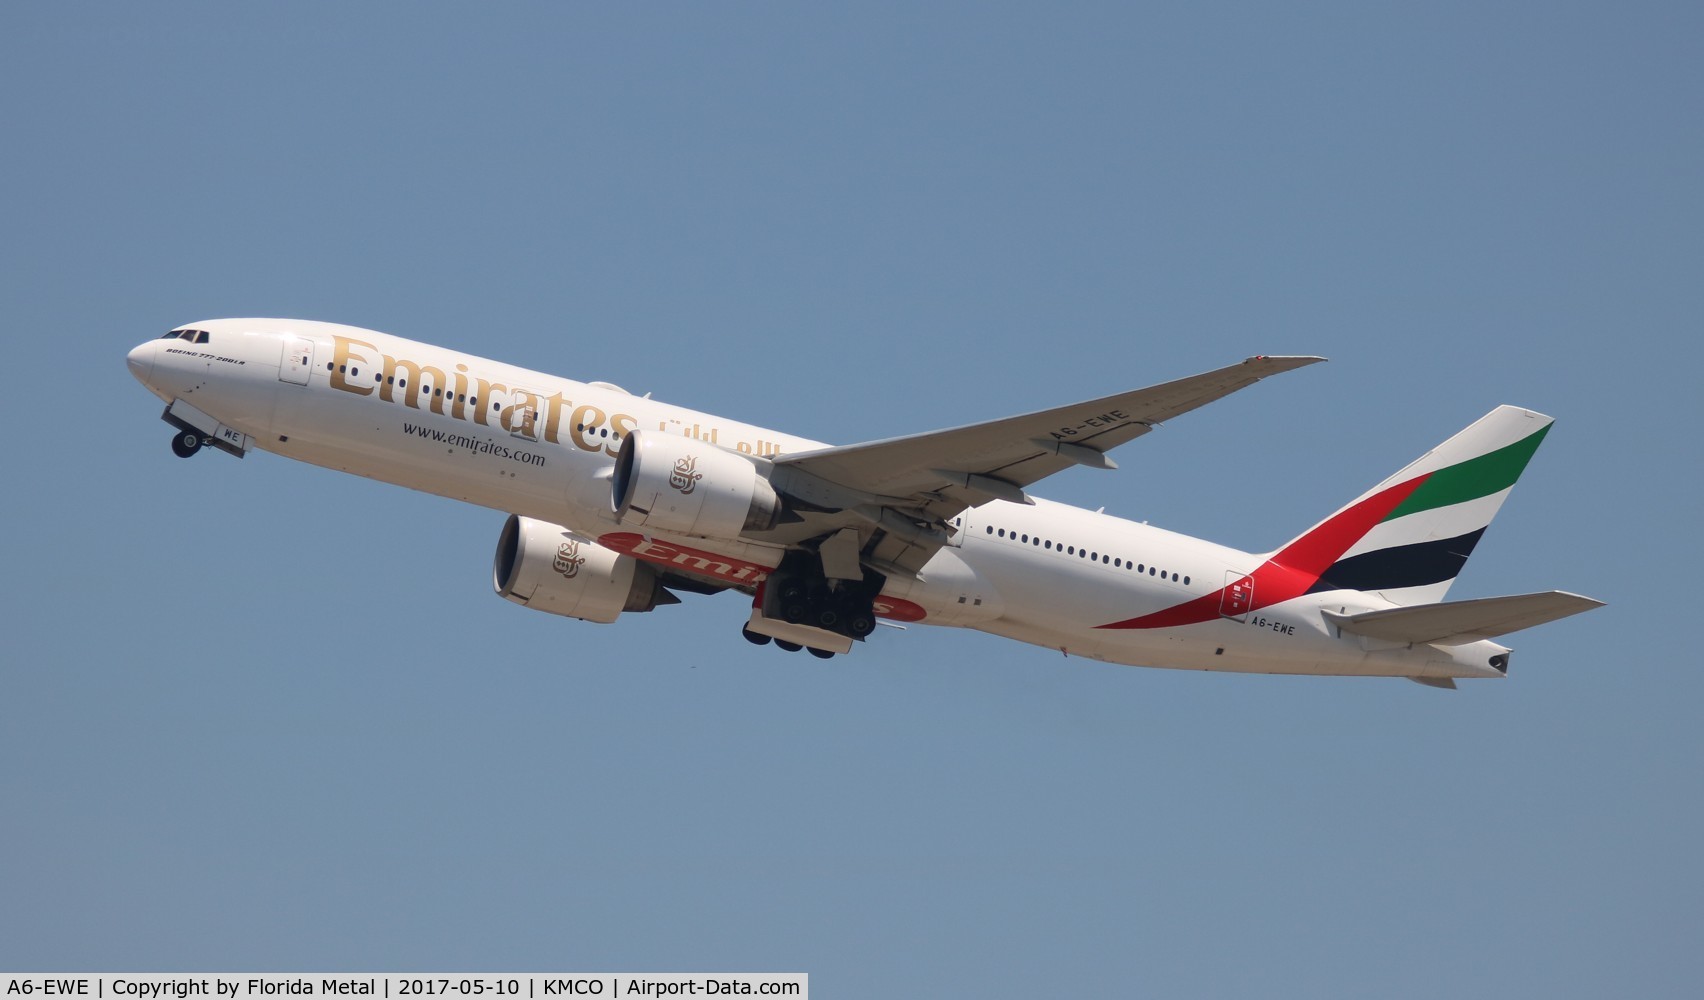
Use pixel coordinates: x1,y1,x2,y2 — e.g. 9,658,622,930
1306,528,1487,595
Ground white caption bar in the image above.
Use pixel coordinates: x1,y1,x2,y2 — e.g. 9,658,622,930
2,977,806,1000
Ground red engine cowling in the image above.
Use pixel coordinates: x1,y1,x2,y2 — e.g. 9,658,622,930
611,430,780,538
493,515,673,623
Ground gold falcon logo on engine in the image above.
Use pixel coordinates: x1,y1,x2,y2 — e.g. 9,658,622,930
552,539,586,579
669,455,702,495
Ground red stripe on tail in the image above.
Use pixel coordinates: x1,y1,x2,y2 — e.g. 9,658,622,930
1097,474,1429,630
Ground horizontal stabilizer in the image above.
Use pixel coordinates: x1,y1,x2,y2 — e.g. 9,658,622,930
1325,591,1605,646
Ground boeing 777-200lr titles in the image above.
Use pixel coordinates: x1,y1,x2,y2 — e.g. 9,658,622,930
127,319,1601,687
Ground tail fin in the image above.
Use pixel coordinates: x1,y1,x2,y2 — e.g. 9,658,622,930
1271,405,1554,605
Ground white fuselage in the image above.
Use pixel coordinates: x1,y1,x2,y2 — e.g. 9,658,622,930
127,319,1508,680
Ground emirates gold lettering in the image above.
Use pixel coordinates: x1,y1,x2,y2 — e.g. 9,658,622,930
502,389,540,437
608,412,637,456
326,339,669,459
382,355,446,411
474,378,507,426
330,336,377,395
543,391,569,444
570,404,606,452
451,364,471,420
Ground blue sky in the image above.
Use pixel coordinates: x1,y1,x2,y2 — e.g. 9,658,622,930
3,2,1699,995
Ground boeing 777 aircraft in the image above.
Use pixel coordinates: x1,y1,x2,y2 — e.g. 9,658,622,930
126,319,1600,687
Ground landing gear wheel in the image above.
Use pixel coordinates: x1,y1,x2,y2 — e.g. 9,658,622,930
741,626,772,646
827,591,872,636
778,580,810,624
807,647,835,660
775,639,803,653
171,430,203,458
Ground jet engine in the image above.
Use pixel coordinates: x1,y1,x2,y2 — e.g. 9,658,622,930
611,430,780,538
493,515,676,623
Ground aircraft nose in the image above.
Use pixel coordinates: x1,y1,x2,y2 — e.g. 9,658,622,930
126,341,155,384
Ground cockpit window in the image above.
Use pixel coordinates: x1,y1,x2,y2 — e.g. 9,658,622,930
194,330,210,344
162,329,212,343
161,330,183,339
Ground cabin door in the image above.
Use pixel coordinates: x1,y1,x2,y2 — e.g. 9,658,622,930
280,337,314,385
1219,572,1254,621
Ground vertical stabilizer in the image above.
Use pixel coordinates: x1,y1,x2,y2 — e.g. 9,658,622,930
1275,405,1553,605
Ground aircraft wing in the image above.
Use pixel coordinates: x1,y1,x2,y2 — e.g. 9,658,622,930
765,355,1323,573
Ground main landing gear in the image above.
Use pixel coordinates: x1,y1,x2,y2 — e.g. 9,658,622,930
741,551,888,660
769,575,878,639
742,626,839,659
171,429,205,458
763,552,881,640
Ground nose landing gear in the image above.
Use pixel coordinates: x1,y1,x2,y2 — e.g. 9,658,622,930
159,402,252,459
171,430,204,458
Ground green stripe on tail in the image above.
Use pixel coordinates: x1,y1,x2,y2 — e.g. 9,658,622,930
1383,423,1551,522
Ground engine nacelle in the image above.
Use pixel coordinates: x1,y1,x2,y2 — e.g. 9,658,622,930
611,430,780,538
493,515,673,623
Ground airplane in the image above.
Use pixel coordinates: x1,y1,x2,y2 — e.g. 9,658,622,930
126,319,1601,687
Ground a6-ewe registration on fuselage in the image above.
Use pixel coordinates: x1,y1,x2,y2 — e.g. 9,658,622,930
127,319,1600,687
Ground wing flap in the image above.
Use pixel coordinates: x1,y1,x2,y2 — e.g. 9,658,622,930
1325,591,1605,646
